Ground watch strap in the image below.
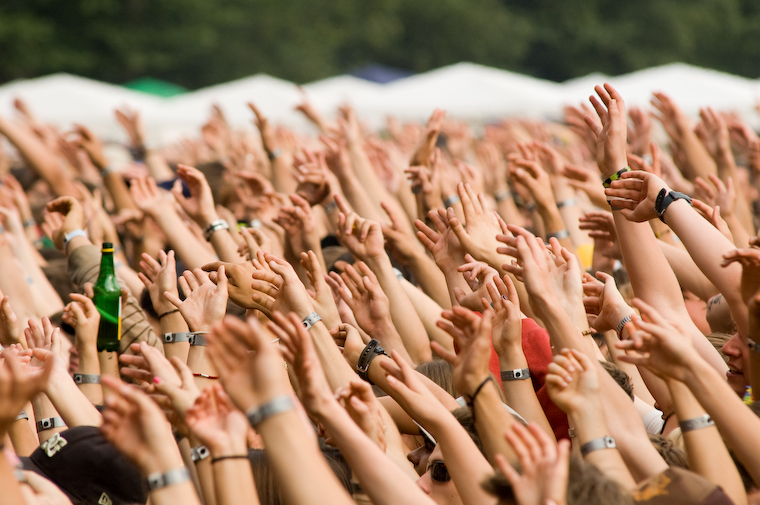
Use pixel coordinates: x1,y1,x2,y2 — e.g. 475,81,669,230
246,395,294,427
73,373,101,384
356,339,389,383
204,219,230,241
146,467,191,491
655,190,692,223
302,312,322,331
580,436,616,457
616,315,633,336
36,416,66,433
679,414,715,433
501,368,531,381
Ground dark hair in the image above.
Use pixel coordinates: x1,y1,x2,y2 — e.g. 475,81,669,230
248,446,352,505
41,257,75,306
599,360,633,400
648,434,689,469
451,407,485,456
482,456,634,505
416,360,458,398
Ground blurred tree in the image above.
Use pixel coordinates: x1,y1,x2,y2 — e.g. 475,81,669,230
0,0,757,88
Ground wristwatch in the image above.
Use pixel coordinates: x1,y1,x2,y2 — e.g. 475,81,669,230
356,339,389,384
654,189,692,223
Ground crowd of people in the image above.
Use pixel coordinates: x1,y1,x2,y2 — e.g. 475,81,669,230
1,80,760,505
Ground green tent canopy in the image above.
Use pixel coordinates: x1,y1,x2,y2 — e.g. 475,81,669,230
123,77,186,97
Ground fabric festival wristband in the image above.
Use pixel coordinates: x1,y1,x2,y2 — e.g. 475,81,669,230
163,332,193,344
36,417,66,433
73,373,101,384
63,229,88,251
580,436,616,457
322,200,338,214
204,219,230,241
302,312,322,330
679,415,714,433
246,395,294,427
16,410,28,421
443,195,461,208
494,190,511,203
190,445,210,463
602,167,630,188
146,467,190,492
501,368,531,381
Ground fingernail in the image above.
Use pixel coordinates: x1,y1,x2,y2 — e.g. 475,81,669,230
153,376,162,384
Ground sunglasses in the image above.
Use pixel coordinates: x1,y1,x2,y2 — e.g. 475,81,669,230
428,460,451,483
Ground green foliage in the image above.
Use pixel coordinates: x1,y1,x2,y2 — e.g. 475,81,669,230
0,0,758,89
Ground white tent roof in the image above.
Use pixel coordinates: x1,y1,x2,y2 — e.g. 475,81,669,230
301,75,382,115
0,73,161,141
356,62,563,125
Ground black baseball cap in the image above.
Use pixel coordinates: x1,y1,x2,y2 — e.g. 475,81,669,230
21,426,148,505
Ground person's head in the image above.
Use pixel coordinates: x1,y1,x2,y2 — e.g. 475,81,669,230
415,407,484,505
599,360,633,400
416,360,458,398
706,294,736,334
482,455,633,505
407,426,436,476
721,331,750,396
648,434,689,469
704,332,731,363
683,290,711,335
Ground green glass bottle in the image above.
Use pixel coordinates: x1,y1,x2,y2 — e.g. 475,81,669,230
93,242,122,352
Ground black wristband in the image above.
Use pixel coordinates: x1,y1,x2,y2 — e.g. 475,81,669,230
466,376,494,406
356,339,389,384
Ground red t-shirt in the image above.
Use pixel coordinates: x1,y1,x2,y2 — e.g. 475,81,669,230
487,317,569,441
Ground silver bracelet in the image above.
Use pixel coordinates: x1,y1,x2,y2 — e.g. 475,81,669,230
580,436,616,457
302,312,322,330
146,467,191,492
322,200,338,214
443,195,461,208
547,229,569,240
73,373,101,384
36,416,66,433
246,395,294,427
616,315,633,336
501,368,531,381
679,414,714,433
22,218,36,229
190,445,211,463
557,198,578,209
494,189,511,203
189,333,208,346
568,428,576,438
204,219,230,241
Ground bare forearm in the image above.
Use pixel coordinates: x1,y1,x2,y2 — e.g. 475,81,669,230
406,253,451,309
365,255,432,363
658,241,719,302
498,349,553,438
152,211,217,270
398,278,454,353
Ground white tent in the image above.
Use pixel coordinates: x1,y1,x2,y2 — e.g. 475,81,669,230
355,62,563,126
0,73,161,141
300,75,382,120
149,74,305,142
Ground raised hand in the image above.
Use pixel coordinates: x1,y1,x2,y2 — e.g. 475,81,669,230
578,211,621,260
114,106,146,149
138,250,180,317
414,209,467,272
164,267,228,332
0,351,53,434
335,380,387,451
119,341,183,387
172,164,218,227
615,299,700,381
496,423,570,505
604,170,670,222
561,163,607,209
71,124,108,170
446,182,507,265
432,307,494,398
206,315,291,413
0,288,23,348
251,251,314,318
545,348,601,415
692,199,732,242
129,177,172,218
336,199,385,261
486,274,523,357
585,84,627,177
380,201,425,266
328,262,391,337
453,255,499,311
42,196,86,250
293,150,330,205
100,375,186,475
694,173,737,220
410,109,445,166
581,272,634,333
185,383,249,457
274,193,319,255
62,293,100,351
300,250,340,329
